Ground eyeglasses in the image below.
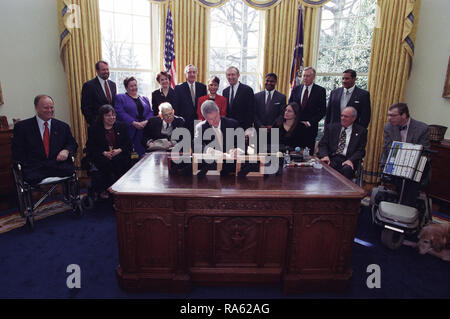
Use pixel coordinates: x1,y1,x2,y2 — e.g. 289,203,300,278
162,113,174,119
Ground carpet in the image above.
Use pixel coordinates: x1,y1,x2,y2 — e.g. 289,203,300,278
0,200,73,234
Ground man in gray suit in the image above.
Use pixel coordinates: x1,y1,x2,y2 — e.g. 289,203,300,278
382,102,430,206
325,69,371,129
254,73,286,130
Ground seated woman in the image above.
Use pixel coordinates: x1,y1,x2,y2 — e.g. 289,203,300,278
197,76,227,121
272,102,304,151
151,71,177,116
142,102,185,151
115,76,153,157
86,105,132,199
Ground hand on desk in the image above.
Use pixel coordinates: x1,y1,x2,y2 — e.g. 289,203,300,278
320,156,330,165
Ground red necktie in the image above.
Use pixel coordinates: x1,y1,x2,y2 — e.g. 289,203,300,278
301,87,308,109
105,81,112,104
43,121,50,157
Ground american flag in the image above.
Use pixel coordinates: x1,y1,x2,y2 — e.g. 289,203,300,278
164,4,177,89
290,5,304,89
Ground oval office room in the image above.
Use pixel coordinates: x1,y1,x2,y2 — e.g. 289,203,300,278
0,0,449,304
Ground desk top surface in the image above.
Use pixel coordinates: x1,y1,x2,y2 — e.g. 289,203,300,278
110,152,366,199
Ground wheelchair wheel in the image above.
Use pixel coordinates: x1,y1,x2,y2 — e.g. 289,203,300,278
73,201,83,218
25,214,35,231
381,228,404,250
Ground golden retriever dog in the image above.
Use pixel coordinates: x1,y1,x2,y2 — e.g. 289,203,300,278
417,223,450,261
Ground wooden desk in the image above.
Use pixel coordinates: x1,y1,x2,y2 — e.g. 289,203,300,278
0,126,14,196
111,152,366,294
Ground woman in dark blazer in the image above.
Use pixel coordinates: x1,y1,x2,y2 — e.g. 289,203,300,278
86,105,133,199
272,102,304,151
142,102,185,151
151,71,177,116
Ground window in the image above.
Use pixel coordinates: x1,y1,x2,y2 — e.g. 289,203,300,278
208,0,265,93
99,0,160,98
315,0,376,96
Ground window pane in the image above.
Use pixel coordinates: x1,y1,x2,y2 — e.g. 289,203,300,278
208,0,263,92
100,0,160,95
133,16,150,44
114,14,133,44
132,0,150,16
114,0,132,14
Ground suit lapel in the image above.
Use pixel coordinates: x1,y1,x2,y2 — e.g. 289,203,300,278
32,117,47,158
95,78,108,102
405,119,415,143
347,126,360,155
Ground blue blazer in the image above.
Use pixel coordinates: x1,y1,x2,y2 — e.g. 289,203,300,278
115,93,153,156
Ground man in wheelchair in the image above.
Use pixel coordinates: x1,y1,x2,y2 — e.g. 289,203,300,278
12,95,78,184
11,95,80,228
381,103,430,206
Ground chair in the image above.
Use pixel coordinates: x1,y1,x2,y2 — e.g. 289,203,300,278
352,159,364,187
12,158,83,230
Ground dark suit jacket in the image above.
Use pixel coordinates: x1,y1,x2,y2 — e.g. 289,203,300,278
141,116,185,148
195,117,240,153
174,81,207,133
318,122,367,166
223,82,255,130
382,118,430,164
151,88,177,116
288,83,326,149
81,77,117,126
86,121,132,163
254,90,286,129
12,117,78,183
325,86,371,128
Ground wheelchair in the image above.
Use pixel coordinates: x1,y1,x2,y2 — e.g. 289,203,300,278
352,159,364,188
12,159,83,231
369,148,434,249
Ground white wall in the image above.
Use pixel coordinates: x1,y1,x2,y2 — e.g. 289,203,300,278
404,0,450,139
0,0,69,125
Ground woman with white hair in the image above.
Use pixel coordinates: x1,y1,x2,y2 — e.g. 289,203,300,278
141,102,185,150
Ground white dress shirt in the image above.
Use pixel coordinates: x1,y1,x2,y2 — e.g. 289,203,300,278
36,115,52,139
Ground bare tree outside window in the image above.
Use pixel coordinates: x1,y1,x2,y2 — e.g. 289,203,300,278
315,0,376,140
208,0,264,93
99,0,160,97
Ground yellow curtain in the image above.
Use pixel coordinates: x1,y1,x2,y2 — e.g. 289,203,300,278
263,0,298,98
364,0,421,183
194,0,282,9
57,0,102,165
160,0,209,84
263,1,321,98
302,5,320,68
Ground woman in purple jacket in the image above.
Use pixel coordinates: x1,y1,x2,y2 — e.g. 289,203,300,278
115,76,153,157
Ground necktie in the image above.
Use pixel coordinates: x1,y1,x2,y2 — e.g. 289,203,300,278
301,87,308,109
105,81,112,104
43,121,50,157
229,85,235,112
190,83,195,107
265,91,272,115
336,128,347,155
399,125,407,131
